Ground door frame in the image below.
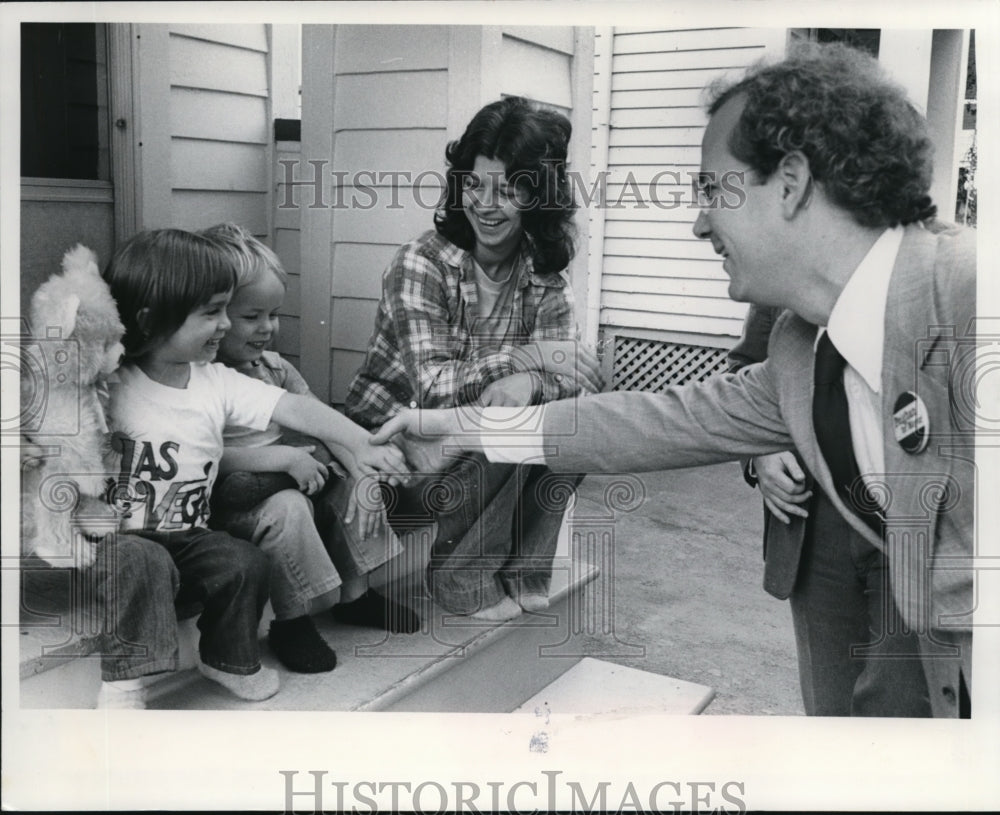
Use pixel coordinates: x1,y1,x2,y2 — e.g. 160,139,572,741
108,23,138,244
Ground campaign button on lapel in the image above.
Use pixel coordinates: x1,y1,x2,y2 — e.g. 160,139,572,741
893,391,929,454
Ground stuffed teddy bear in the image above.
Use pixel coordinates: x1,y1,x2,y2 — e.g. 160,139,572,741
21,245,125,568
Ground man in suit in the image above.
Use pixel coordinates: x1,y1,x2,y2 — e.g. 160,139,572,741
727,304,931,715
373,43,976,717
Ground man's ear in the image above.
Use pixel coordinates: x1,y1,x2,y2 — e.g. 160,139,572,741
775,151,813,218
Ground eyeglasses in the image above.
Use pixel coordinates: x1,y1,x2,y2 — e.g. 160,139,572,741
691,169,812,209
691,174,723,208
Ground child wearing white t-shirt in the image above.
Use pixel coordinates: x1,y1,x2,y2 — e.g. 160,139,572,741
102,229,406,705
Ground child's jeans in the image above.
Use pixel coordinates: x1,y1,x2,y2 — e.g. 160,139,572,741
213,478,403,620
215,489,342,620
137,527,270,675
95,533,180,682
315,475,404,579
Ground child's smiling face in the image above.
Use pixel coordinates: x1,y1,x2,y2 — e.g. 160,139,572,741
152,290,232,365
219,270,285,366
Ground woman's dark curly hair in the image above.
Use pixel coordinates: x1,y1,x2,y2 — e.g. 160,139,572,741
435,96,577,275
708,42,936,227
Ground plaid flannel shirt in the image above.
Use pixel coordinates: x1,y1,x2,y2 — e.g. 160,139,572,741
345,229,582,429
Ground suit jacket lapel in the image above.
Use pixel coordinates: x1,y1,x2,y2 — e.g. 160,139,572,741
880,224,951,531
790,225,948,556
878,225,960,627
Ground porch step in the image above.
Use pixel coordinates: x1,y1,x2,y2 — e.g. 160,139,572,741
150,518,599,711
513,657,715,716
20,514,603,712
17,551,207,709
18,618,201,709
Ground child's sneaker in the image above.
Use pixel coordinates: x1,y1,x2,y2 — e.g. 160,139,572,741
198,661,279,701
96,678,150,710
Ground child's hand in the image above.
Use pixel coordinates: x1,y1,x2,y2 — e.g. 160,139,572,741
342,474,386,541
324,435,410,490
353,439,409,482
333,440,409,488
324,453,349,480
286,446,329,495
370,408,465,476
479,372,540,407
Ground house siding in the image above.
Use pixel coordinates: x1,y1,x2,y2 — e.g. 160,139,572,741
595,27,787,348
310,24,588,405
274,140,303,369
165,24,271,236
323,25,451,404
130,23,300,364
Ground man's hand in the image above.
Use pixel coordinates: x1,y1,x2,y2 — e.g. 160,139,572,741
324,437,410,489
370,408,468,476
512,340,605,393
480,372,540,407
398,434,458,476
371,407,462,443
752,451,812,524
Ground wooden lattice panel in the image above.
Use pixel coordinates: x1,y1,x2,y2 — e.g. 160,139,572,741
610,337,729,392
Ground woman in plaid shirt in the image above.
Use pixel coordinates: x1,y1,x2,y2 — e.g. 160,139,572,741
346,97,603,621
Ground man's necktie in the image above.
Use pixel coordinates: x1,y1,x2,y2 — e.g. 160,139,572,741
812,331,883,536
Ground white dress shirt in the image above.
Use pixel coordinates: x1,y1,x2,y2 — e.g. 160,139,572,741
481,226,905,485
824,225,903,494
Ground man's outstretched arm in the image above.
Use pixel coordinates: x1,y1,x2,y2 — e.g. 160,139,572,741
372,362,796,475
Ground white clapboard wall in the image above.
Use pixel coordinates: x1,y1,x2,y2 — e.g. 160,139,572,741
141,23,301,366
300,25,585,405
591,27,788,352
163,24,273,234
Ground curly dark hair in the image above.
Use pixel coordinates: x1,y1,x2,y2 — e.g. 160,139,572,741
708,42,937,227
435,96,577,275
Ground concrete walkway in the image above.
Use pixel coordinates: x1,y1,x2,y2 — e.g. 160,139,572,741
571,463,804,716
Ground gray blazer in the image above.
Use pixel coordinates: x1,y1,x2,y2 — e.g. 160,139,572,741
543,221,976,715
726,303,812,601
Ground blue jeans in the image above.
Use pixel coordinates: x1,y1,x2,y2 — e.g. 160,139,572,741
95,533,180,681
789,491,932,716
388,454,581,614
216,489,342,620
214,479,404,619
314,475,404,580
138,527,270,675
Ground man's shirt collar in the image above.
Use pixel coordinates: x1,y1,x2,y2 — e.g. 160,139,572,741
825,225,904,391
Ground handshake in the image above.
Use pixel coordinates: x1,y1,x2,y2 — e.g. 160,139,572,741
370,339,603,474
